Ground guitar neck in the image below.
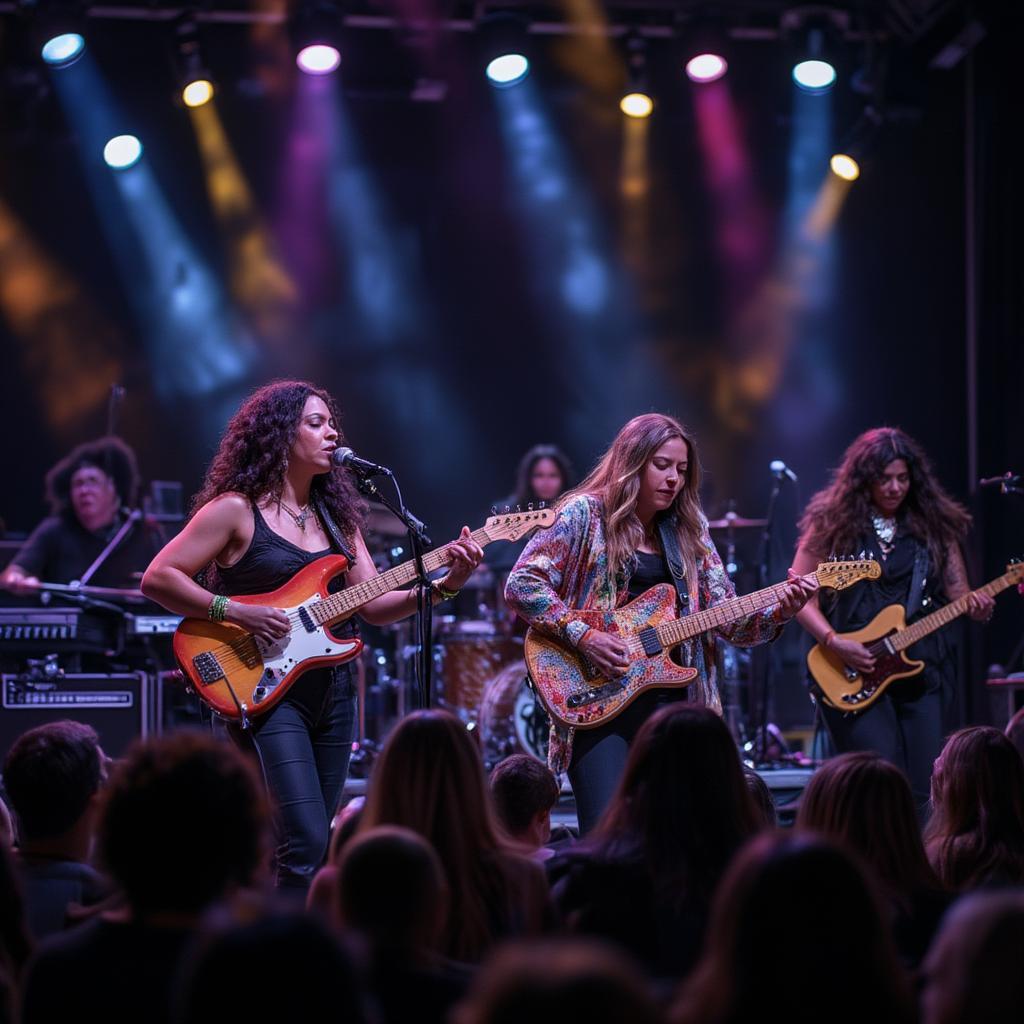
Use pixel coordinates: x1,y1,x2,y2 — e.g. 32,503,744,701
891,571,1018,651
656,574,810,650
311,525,495,626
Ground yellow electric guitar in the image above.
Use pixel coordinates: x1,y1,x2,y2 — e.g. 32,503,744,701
809,561,1024,712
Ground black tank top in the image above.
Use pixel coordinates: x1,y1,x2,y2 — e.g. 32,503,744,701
217,503,358,642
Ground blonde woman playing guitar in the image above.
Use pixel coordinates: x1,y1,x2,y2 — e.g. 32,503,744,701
790,427,995,818
142,381,483,891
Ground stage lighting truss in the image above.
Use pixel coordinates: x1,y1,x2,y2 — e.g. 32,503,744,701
34,0,88,68
290,0,345,75
478,11,531,88
174,15,215,107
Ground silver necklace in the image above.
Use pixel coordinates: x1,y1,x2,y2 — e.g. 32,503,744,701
280,500,315,532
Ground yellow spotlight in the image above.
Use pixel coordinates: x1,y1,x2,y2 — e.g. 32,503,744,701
620,91,653,119
830,153,860,181
182,79,214,108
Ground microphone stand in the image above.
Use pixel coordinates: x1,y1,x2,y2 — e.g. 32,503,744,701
750,472,785,766
355,476,435,712
76,508,144,588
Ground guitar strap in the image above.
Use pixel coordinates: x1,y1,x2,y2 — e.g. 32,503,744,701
905,543,930,620
312,493,356,565
657,516,707,686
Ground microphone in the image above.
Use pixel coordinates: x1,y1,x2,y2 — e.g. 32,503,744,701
770,460,798,482
330,447,393,478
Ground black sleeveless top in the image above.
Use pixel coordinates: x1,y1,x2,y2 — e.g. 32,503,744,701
627,550,672,601
216,504,358,701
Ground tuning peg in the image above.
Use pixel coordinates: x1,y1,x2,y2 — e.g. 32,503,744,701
490,505,497,516
504,505,511,514
527,502,534,511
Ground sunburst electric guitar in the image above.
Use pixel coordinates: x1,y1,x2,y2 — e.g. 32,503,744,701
809,560,1024,712
173,507,554,722
525,559,881,730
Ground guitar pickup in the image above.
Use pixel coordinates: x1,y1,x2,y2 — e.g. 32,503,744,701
193,651,225,686
638,626,662,656
298,606,316,633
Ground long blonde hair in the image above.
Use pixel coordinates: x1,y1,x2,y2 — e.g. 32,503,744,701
564,413,705,586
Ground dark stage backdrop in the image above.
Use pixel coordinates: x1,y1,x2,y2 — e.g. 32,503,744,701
1,14,1019,730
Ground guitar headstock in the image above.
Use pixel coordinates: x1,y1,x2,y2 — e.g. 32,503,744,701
483,504,556,543
1006,559,1024,584
815,558,882,591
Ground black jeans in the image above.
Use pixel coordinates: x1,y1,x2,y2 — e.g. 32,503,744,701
819,670,943,821
234,667,356,891
569,690,688,835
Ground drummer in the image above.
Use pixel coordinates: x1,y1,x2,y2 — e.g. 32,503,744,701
485,445,575,578
1,437,164,596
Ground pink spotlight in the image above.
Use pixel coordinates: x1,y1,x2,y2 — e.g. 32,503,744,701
296,44,341,76
686,53,728,84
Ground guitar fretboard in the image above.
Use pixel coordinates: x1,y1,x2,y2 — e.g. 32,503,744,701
892,570,1020,651
655,574,811,650
310,526,494,626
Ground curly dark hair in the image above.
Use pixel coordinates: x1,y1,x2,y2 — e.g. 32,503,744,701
44,436,140,517
192,380,364,539
798,427,971,571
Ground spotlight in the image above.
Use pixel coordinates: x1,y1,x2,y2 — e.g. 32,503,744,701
829,154,859,181
36,3,88,69
175,16,215,107
685,53,728,84
787,20,840,93
479,12,530,88
291,2,344,76
620,92,653,118
103,135,144,170
41,32,85,67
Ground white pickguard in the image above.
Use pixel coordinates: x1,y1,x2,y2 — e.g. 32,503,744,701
249,604,360,706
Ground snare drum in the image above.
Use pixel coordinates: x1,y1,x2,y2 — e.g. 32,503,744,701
433,621,522,721
478,660,550,769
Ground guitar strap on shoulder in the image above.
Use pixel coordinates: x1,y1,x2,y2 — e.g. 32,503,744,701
312,493,356,565
906,542,930,619
657,515,707,691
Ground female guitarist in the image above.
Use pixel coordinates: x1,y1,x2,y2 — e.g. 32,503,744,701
142,380,482,891
504,413,815,834
790,427,994,816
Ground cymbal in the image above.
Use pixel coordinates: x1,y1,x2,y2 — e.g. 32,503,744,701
707,512,768,530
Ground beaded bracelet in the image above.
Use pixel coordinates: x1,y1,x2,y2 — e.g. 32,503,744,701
432,579,461,602
208,594,230,622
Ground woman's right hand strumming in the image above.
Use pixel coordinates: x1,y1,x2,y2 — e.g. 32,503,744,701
226,603,291,645
578,629,631,677
828,636,876,675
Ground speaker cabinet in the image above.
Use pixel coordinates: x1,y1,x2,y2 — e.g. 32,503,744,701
1,672,151,760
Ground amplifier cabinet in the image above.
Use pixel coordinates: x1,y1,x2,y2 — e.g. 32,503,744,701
1,672,151,760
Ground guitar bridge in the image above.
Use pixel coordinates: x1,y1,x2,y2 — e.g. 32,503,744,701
193,651,225,686
566,678,628,709
841,685,878,705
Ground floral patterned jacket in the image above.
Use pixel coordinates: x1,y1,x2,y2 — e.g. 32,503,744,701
504,494,784,772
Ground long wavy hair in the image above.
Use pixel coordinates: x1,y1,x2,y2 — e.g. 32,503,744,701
797,752,942,907
512,445,575,507
925,726,1024,890
191,380,363,539
589,704,760,906
798,427,970,570
358,710,537,963
672,833,914,1024
564,414,704,584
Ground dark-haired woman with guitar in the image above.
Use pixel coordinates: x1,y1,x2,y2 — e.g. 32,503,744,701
142,380,483,891
790,427,995,817
504,413,816,834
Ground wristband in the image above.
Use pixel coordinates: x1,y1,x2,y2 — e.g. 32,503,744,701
432,579,461,602
208,594,230,622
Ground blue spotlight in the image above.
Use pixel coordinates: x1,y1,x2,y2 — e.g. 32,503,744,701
103,135,143,170
41,33,85,68
792,59,836,92
486,54,530,87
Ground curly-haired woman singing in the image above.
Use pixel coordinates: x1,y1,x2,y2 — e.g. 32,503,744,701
142,380,482,891
504,413,816,833
790,427,994,815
